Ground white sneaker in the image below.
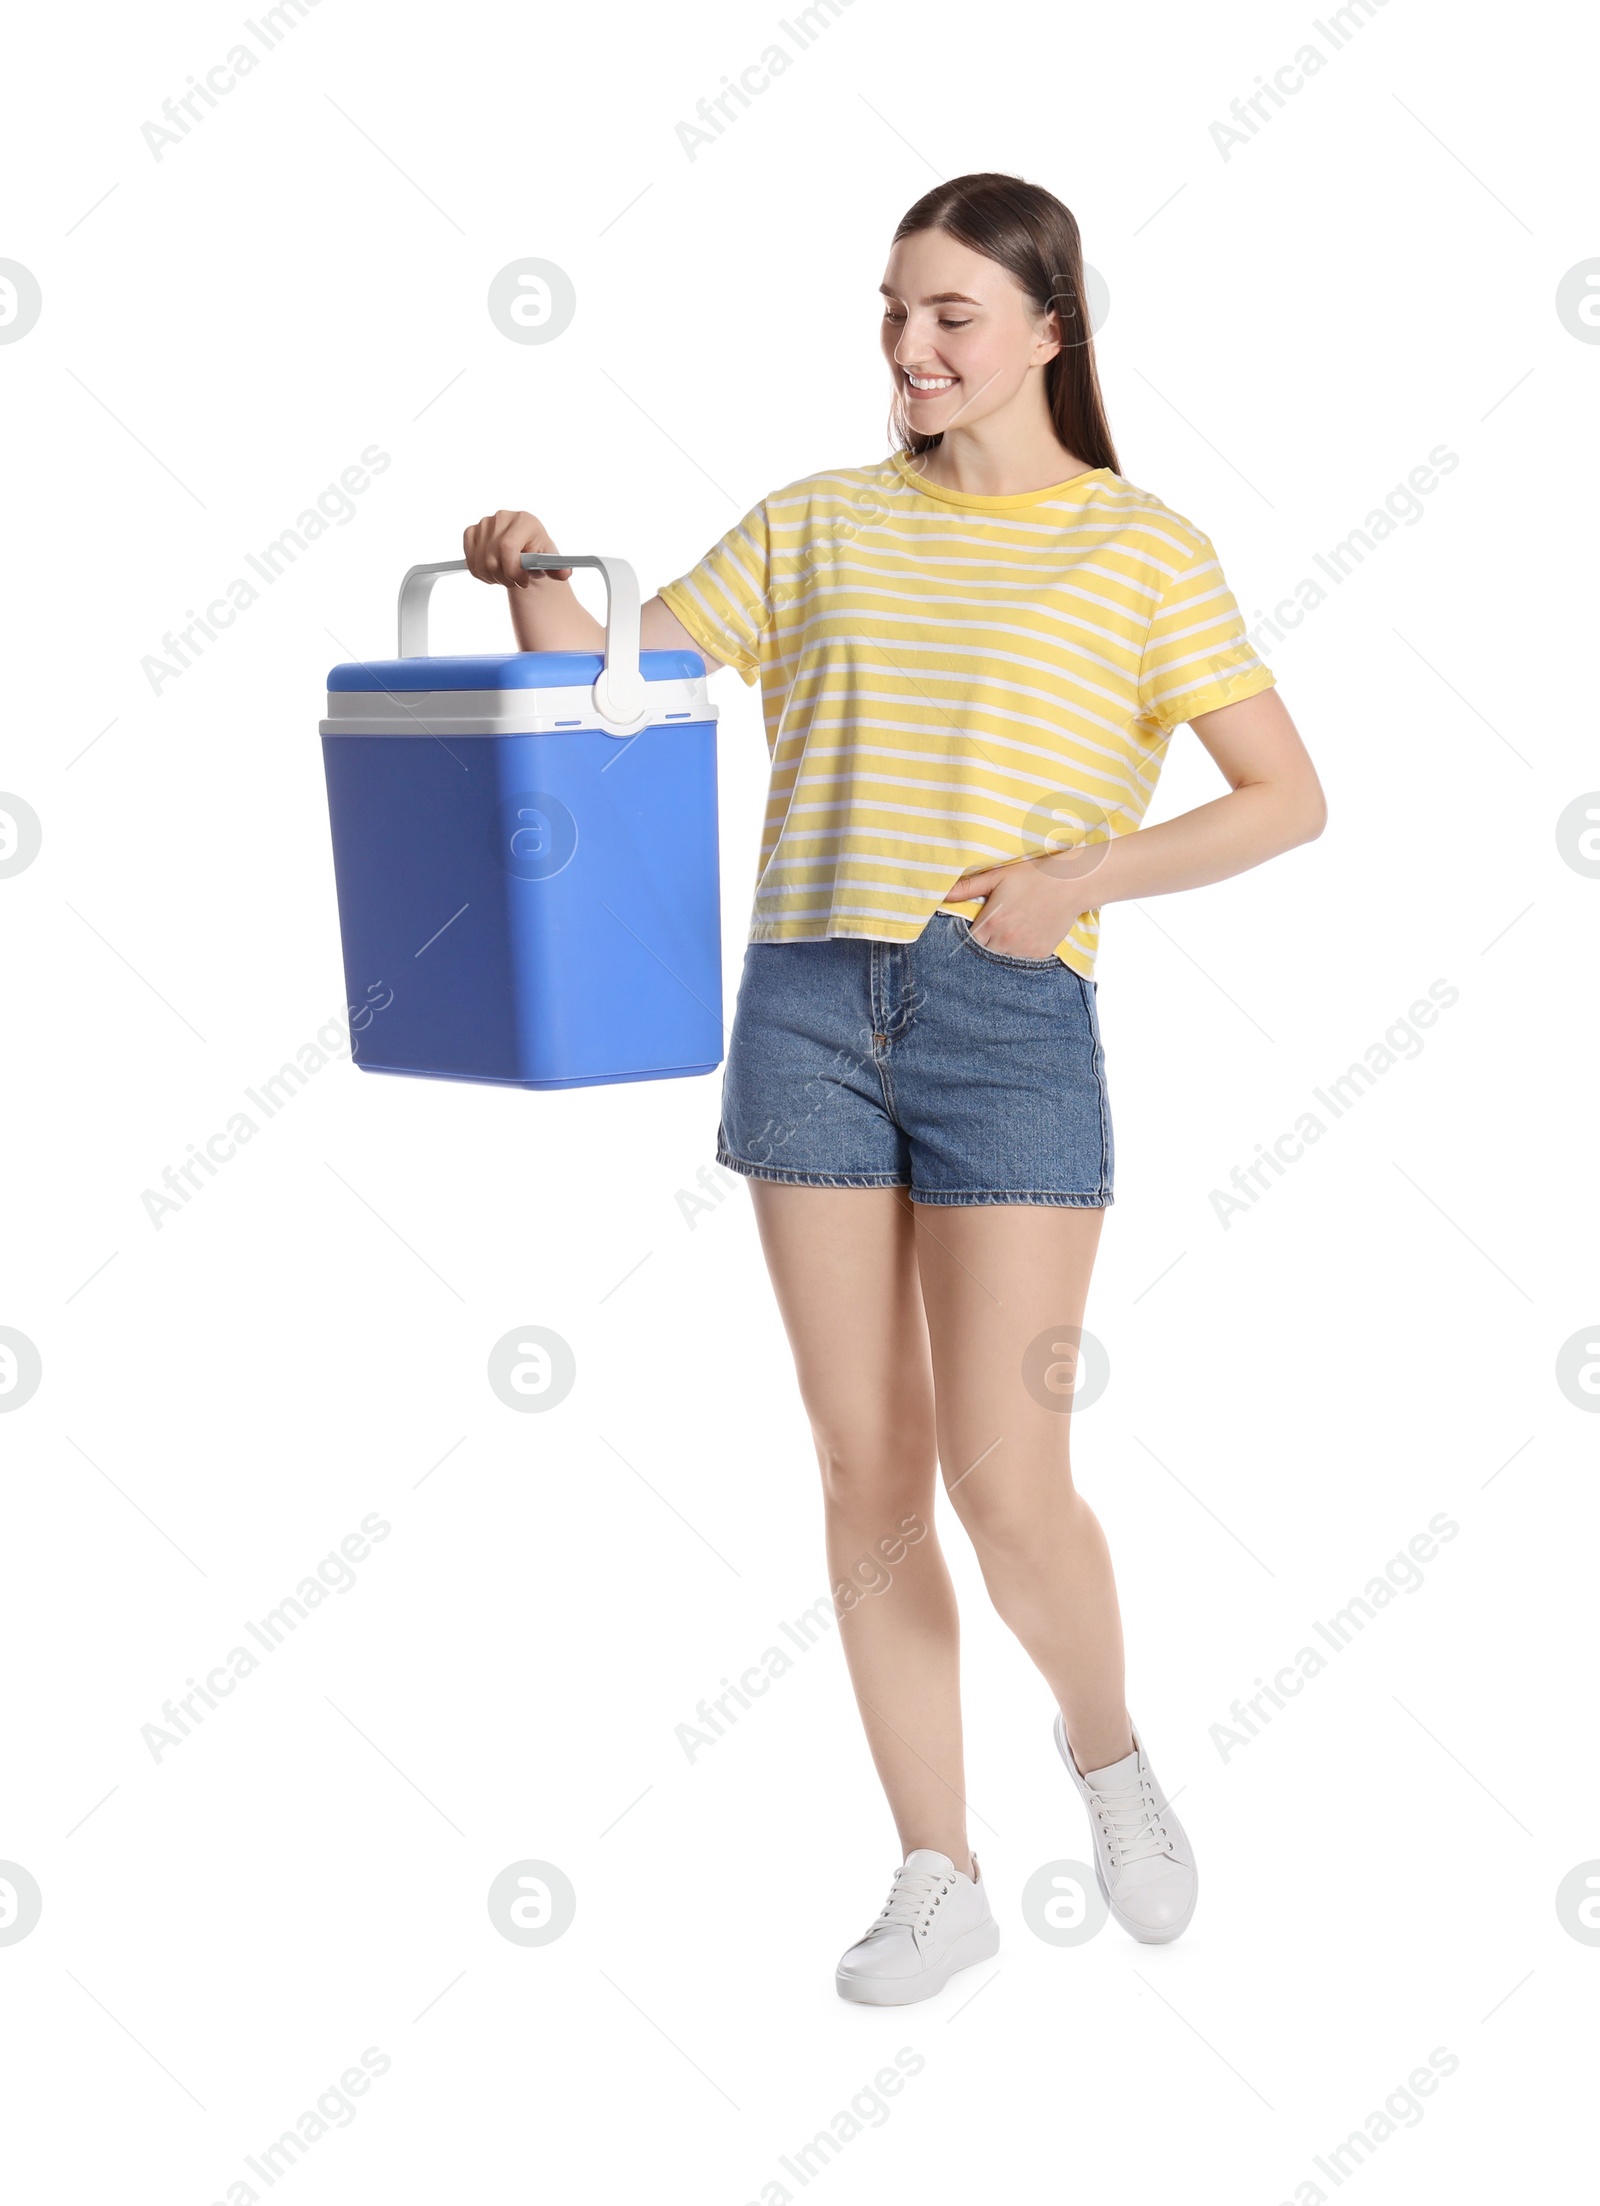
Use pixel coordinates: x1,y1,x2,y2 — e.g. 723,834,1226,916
1053,1713,1198,1945
835,1848,1000,2005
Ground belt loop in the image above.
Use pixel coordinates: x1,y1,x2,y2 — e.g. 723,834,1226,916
887,935,912,1037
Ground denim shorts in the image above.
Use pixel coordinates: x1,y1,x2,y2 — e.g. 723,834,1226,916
715,911,1113,1206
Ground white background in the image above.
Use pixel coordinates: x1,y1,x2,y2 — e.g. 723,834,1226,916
2,0,1597,2198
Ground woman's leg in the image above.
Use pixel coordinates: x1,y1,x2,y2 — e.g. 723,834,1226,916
747,1180,974,1871
910,1201,1133,1775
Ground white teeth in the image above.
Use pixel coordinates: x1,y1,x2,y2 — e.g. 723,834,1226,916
907,374,955,390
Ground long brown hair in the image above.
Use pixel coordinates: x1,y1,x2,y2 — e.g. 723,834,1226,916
886,172,1119,474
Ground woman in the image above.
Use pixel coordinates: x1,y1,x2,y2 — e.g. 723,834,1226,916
464,172,1326,2006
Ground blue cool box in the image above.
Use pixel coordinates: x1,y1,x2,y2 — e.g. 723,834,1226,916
320,556,723,1090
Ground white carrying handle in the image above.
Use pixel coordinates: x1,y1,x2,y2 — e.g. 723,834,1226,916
395,553,650,735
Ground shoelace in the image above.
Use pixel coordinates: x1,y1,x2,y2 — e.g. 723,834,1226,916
865,1864,952,1938
1090,1768,1173,1868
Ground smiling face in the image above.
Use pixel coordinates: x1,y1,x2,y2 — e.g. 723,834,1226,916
879,228,1062,440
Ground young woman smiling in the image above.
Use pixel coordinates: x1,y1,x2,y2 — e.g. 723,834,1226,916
464,172,1326,2005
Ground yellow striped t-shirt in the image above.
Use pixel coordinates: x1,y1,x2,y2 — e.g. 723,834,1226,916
658,449,1276,979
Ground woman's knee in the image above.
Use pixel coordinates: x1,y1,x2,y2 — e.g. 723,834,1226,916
811,1421,935,1520
950,1469,1082,1565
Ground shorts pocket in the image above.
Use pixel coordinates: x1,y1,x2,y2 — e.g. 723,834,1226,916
953,917,1067,972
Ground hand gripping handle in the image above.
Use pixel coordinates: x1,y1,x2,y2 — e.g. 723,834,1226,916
395,553,650,734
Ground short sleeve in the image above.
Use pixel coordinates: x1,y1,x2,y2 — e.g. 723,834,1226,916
1137,533,1277,730
658,502,772,687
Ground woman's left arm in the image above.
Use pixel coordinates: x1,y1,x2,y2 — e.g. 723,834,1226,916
947,687,1328,959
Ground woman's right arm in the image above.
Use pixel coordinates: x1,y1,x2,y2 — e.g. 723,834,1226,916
462,508,728,666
